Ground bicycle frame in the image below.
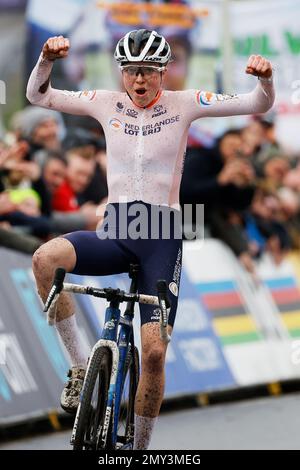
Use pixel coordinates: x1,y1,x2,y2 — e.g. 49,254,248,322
71,266,139,449
113,264,138,446
44,265,171,449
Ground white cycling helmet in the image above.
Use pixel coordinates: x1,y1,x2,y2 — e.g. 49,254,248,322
114,29,171,65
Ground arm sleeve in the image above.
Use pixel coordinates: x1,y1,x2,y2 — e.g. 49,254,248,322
26,53,101,119
183,78,275,122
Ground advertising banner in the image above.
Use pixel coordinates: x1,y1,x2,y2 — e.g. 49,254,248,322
72,268,235,398
25,0,221,146
25,0,300,149
0,0,27,9
184,239,300,384
2,239,300,426
230,0,300,152
0,248,94,425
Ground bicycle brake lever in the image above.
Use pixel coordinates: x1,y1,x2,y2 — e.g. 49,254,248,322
43,267,66,313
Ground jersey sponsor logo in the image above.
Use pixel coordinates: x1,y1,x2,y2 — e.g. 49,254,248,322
124,115,180,136
169,248,182,297
152,104,167,118
104,320,116,330
215,93,238,102
196,91,216,106
116,101,125,113
151,308,161,321
62,90,97,101
124,123,140,135
142,115,179,135
126,108,138,118
63,90,79,98
169,282,178,297
109,118,123,131
144,56,162,62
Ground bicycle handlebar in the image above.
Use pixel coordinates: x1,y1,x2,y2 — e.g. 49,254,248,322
44,268,171,343
62,283,160,305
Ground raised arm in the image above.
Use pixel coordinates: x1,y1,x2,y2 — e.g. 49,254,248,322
186,55,275,121
26,36,98,117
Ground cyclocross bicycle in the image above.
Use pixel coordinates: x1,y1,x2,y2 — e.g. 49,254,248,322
43,264,171,450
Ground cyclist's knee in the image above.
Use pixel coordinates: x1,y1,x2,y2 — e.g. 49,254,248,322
32,237,76,279
142,347,166,375
32,245,49,277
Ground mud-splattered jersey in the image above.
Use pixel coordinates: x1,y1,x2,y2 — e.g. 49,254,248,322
27,54,275,208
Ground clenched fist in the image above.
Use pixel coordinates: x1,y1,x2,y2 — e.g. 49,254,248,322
245,55,273,79
42,35,70,61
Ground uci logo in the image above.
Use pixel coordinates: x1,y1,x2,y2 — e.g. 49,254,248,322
109,118,123,131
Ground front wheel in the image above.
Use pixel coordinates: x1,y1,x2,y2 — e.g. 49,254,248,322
72,346,112,450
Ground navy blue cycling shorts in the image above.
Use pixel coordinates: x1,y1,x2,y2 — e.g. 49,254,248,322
63,202,182,327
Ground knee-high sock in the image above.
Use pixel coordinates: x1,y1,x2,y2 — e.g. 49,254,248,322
55,315,88,369
133,414,157,450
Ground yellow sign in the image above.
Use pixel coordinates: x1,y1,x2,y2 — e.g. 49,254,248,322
97,1,209,29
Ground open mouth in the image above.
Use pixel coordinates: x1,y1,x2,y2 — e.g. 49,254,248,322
135,88,147,96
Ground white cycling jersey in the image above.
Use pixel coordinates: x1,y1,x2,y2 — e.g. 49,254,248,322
27,54,275,208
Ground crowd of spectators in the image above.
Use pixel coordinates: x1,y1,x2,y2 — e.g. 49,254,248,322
180,116,300,273
1,104,299,275
0,107,107,253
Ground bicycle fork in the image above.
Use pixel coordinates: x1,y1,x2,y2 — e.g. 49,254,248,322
112,316,133,447
97,339,119,449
